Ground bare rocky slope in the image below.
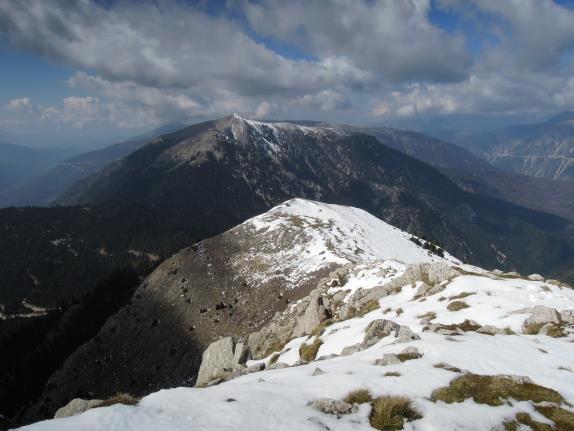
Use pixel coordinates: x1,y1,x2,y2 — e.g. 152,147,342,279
22,199,454,423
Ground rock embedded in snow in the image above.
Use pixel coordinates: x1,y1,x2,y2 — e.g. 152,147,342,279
528,273,545,281
374,354,401,366
54,398,102,419
520,305,561,332
196,337,248,386
310,398,357,416
340,343,365,356
477,325,506,336
312,368,326,376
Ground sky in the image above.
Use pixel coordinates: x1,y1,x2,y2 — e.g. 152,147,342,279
1,0,574,147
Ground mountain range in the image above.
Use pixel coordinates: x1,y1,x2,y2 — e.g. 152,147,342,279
2,114,574,428
0,124,185,207
460,111,574,181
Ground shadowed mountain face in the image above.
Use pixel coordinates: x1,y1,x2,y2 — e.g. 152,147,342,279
56,115,574,278
460,111,574,181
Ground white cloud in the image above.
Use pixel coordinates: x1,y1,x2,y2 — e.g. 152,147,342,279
243,0,471,83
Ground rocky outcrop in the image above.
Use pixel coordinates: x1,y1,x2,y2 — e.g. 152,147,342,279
54,398,103,419
196,337,250,387
339,262,460,320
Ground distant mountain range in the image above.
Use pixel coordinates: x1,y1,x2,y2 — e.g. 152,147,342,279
0,124,185,207
0,142,80,195
459,111,574,181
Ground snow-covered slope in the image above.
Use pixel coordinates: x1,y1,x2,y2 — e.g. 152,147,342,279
18,201,574,431
230,198,457,289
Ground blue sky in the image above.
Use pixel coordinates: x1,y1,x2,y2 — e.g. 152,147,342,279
1,0,574,147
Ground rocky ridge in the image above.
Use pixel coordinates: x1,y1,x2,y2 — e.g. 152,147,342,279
31,245,574,430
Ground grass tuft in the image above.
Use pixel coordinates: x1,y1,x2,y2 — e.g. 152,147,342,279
369,396,422,430
343,388,373,404
384,371,401,377
299,338,323,362
431,374,563,406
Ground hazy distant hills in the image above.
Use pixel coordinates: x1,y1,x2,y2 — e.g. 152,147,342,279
460,111,574,181
0,142,79,195
0,124,185,207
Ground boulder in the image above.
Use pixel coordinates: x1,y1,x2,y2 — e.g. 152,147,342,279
233,342,249,365
477,325,506,336
523,305,560,326
310,398,357,416
374,354,401,366
363,319,400,347
340,343,365,356
293,292,331,337
54,398,103,419
528,274,545,281
400,346,420,355
395,326,421,343
196,337,249,386
545,279,561,286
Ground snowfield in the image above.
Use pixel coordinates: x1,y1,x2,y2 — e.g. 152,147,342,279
17,200,574,431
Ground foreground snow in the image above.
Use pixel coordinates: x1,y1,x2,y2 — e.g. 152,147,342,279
20,259,574,430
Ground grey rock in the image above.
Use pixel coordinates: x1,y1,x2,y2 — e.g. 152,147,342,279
312,367,326,376
363,319,400,347
54,398,103,419
546,279,561,286
477,325,506,336
340,343,365,356
293,292,332,337
293,359,309,367
400,346,420,355
523,305,561,327
528,274,545,281
196,337,236,386
233,342,249,366
395,326,421,343
374,354,401,366
310,398,357,416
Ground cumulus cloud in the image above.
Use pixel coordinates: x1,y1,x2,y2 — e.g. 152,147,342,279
243,0,471,83
1,0,574,133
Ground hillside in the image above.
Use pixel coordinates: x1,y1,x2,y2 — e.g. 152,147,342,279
460,112,574,181
18,199,455,423
54,115,574,278
18,199,574,431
